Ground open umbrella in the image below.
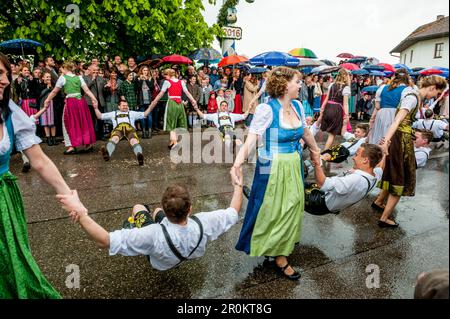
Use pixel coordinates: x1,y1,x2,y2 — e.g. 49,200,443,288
363,65,385,71
189,48,222,64
347,57,367,64
377,63,395,73
361,85,379,93
161,54,192,65
419,68,444,76
250,51,299,67
0,38,43,58
393,64,413,73
297,58,324,68
249,67,268,74
218,55,249,67
288,48,317,58
337,53,354,59
369,70,386,77
320,59,336,66
352,69,369,75
311,65,340,74
340,63,360,71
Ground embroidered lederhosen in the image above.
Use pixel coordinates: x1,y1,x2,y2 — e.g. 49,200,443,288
217,111,235,140
110,111,139,142
321,138,361,163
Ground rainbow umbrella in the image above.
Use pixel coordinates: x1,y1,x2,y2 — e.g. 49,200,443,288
288,48,317,59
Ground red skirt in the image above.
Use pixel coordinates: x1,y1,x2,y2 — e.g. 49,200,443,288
63,98,96,147
21,99,38,123
233,94,243,114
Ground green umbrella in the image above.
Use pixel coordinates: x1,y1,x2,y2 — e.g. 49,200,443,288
288,48,317,59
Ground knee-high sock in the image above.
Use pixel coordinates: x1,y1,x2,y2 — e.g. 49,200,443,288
106,141,116,157
21,151,30,164
132,143,143,155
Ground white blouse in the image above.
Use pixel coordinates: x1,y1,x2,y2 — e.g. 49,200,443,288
0,100,41,155
249,100,307,136
328,83,351,97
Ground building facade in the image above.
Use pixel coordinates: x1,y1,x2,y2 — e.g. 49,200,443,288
391,15,449,69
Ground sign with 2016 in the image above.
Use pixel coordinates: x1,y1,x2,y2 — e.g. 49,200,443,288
222,26,242,40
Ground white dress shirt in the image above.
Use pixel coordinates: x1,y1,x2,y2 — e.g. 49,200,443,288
109,207,238,271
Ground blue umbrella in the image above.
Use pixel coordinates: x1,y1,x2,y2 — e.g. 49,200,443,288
363,65,385,71
250,51,299,67
369,70,385,76
361,85,379,93
0,38,43,57
393,64,412,73
352,69,369,75
249,67,268,74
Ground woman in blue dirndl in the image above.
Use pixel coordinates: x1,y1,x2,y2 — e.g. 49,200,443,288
231,67,321,280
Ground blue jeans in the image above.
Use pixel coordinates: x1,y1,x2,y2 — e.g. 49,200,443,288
139,104,152,131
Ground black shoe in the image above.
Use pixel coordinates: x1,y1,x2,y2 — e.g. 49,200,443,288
137,153,144,166
100,146,110,162
378,220,399,228
243,185,251,199
46,137,52,146
63,148,77,155
142,130,149,139
371,202,385,212
147,129,152,139
51,137,59,146
22,162,31,173
275,263,301,281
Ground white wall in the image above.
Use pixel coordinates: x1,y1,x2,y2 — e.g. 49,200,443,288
399,37,449,68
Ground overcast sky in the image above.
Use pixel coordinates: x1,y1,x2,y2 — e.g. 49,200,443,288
201,0,449,64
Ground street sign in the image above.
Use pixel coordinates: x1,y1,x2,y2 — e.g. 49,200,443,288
222,26,242,40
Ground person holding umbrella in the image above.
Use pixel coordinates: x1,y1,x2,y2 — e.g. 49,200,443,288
148,68,198,150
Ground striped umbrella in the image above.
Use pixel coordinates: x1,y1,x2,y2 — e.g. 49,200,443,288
288,48,317,59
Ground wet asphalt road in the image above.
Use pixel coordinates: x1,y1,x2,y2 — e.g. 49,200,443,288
10,128,449,299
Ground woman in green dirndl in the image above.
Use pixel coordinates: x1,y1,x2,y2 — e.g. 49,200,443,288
0,53,72,298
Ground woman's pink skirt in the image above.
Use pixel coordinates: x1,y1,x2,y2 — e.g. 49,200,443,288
63,98,96,147
40,101,54,126
21,99,38,123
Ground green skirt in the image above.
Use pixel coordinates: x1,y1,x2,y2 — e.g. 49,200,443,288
0,172,61,299
244,152,305,257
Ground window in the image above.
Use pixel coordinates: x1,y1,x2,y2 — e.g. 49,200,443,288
410,50,413,63
434,43,443,58
403,53,407,64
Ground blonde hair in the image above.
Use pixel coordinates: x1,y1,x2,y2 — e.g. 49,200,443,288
163,68,176,77
266,67,301,98
419,75,447,91
62,61,75,72
335,68,350,86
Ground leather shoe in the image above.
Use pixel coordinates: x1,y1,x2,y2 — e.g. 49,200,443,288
378,220,399,228
275,263,301,281
371,202,385,212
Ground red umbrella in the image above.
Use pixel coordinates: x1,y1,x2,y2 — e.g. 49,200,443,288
419,69,444,76
377,63,395,73
337,53,354,59
218,55,248,67
340,63,360,71
161,54,192,65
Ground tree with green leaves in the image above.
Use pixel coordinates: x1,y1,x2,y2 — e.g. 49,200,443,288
0,0,222,60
